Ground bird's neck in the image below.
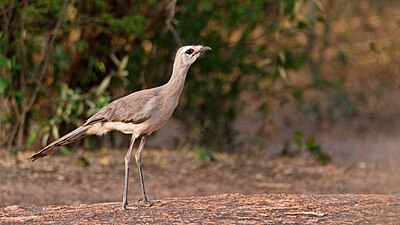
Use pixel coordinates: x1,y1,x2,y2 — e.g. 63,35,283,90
164,61,190,100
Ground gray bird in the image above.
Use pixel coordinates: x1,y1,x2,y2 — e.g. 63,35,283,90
30,45,212,210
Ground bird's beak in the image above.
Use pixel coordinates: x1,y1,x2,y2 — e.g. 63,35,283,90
200,46,212,52
195,46,212,58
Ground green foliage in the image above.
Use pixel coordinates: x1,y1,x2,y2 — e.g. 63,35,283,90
0,77,9,95
74,156,90,168
0,0,329,153
305,137,331,164
26,131,38,148
294,130,304,150
173,0,315,148
292,129,331,164
103,14,145,36
60,146,70,155
0,58,7,67
195,148,216,162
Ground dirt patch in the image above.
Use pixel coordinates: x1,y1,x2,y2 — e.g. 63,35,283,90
1,194,399,224
0,149,399,207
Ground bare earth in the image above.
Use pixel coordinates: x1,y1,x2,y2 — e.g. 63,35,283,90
1,148,399,206
0,147,399,223
1,193,399,224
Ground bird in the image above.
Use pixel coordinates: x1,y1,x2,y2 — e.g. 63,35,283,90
30,45,212,210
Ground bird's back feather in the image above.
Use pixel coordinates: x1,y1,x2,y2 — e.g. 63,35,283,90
84,87,162,126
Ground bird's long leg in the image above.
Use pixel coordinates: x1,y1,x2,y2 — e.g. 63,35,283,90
122,135,136,210
135,135,152,206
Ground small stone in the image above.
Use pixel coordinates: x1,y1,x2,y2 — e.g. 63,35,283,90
5,205,19,210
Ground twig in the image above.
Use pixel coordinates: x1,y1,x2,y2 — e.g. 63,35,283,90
165,0,182,46
387,202,400,206
26,0,69,112
284,211,325,217
0,0,27,17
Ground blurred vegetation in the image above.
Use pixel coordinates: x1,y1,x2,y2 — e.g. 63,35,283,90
0,0,399,159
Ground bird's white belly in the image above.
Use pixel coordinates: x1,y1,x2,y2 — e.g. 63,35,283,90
86,122,146,136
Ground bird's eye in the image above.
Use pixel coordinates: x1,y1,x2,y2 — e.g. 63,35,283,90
185,49,194,55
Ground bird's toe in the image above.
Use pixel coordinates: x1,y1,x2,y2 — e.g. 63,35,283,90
123,204,138,210
137,198,162,207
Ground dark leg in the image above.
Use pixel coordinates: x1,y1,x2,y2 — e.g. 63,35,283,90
135,135,152,206
122,135,136,210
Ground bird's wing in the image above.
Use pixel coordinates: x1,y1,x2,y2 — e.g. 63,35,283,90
83,88,161,126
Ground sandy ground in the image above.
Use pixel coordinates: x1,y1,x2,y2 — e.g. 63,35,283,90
1,194,399,224
0,147,399,207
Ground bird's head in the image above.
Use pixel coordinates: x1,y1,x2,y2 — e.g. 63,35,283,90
175,45,212,69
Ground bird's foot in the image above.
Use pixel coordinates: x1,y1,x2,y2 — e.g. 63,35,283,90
137,198,162,207
122,204,138,210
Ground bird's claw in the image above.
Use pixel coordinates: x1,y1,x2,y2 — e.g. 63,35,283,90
122,204,138,210
137,198,162,207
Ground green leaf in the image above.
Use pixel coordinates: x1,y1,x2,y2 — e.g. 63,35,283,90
313,0,324,12
26,131,38,147
119,56,129,71
96,95,111,109
14,90,25,104
195,148,216,162
60,146,70,155
0,77,9,94
42,131,50,146
74,156,90,168
0,58,7,67
305,137,316,151
110,54,120,66
51,125,60,139
297,20,308,29
318,152,331,164
0,31,7,53
283,0,297,14
294,130,303,149
96,60,106,74
10,56,21,75
292,89,303,102
95,75,111,96
11,147,20,157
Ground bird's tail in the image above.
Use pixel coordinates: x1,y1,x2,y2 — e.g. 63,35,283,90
30,126,89,161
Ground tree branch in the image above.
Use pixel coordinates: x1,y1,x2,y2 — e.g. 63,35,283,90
165,0,182,46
